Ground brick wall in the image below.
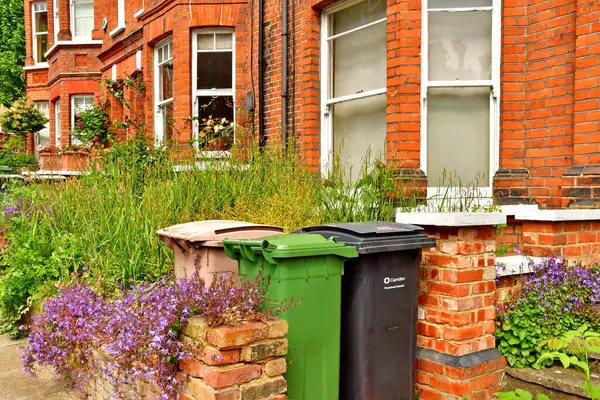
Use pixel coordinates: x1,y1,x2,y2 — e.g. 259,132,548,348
87,316,289,400
22,0,600,207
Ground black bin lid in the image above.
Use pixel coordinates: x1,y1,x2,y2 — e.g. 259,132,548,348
295,222,436,254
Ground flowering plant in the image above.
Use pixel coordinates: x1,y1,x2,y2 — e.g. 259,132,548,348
70,99,111,146
22,273,296,398
197,116,234,151
496,257,600,368
0,98,48,137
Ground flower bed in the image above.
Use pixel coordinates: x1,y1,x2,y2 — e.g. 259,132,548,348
22,274,292,399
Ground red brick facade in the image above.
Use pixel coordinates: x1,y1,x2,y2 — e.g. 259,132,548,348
23,0,600,207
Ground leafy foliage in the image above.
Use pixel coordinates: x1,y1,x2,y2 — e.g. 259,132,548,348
494,389,550,400
0,136,38,172
0,0,25,106
70,99,111,145
496,257,600,368
536,325,600,399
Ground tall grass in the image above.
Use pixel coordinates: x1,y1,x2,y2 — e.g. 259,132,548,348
2,139,403,295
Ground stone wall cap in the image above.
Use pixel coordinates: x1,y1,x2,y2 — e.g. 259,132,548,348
499,205,539,216
514,209,600,221
396,211,506,227
496,255,543,277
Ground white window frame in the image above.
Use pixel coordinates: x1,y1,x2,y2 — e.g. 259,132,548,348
34,101,50,154
70,94,94,145
319,0,387,175
191,29,236,149
53,0,59,44
70,0,94,41
154,38,173,145
420,0,501,199
32,2,49,65
54,99,61,146
110,0,125,37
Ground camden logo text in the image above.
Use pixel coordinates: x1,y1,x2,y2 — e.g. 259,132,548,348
383,276,406,290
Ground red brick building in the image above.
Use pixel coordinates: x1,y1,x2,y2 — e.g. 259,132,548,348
23,0,600,208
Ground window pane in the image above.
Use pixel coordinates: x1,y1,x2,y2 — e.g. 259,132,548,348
162,101,174,144
36,10,48,32
333,22,385,98
36,34,48,62
333,95,386,180
196,52,232,89
197,96,234,124
428,0,492,8
159,62,173,101
428,10,492,81
332,0,386,36
427,87,490,187
73,1,93,37
215,33,232,50
55,100,61,146
197,34,214,51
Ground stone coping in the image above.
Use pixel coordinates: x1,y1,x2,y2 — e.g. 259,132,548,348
496,255,542,277
397,205,600,225
514,209,600,221
396,211,506,227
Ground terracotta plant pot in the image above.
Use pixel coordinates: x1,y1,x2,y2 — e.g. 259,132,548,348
39,153,62,171
61,151,89,171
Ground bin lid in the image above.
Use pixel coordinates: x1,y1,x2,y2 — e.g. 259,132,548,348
294,222,436,254
223,233,358,262
156,220,283,247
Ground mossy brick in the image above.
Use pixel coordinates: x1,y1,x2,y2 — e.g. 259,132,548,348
206,322,268,349
240,339,288,362
183,316,210,343
263,358,287,377
240,376,287,400
202,363,262,389
188,378,240,400
266,318,288,338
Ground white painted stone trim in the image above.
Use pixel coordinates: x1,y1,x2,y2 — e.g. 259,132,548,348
396,211,506,227
499,204,539,216
496,255,542,277
22,170,87,177
514,209,600,221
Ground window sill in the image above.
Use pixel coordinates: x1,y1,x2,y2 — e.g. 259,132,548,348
109,25,126,38
44,40,103,58
134,9,144,18
23,63,49,70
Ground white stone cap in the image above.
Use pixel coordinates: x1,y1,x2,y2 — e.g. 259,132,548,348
499,205,539,216
514,209,600,221
22,170,87,176
396,211,506,227
496,255,543,277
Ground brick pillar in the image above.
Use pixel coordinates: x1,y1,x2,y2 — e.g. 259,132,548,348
58,0,72,41
416,224,506,400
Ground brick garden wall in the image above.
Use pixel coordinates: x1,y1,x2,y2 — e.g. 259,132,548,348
87,316,289,400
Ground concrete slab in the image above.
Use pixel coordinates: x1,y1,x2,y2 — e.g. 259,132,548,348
0,335,79,400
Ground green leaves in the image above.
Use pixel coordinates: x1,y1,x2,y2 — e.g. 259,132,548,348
494,389,550,400
0,0,25,106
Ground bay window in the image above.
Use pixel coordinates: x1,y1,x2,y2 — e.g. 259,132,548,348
71,94,93,145
71,0,94,40
154,39,173,144
320,0,387,177
422,0,500,195
32,3,48,64
192,30,235,148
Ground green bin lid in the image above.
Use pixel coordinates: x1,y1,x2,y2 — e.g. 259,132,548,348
223,233,358,263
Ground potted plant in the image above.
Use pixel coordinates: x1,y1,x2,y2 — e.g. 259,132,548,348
60,145,91,171
38,145,61,170
0,98,48,154
197,116,234,158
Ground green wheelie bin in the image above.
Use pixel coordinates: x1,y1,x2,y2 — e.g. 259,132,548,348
223,234,358,400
